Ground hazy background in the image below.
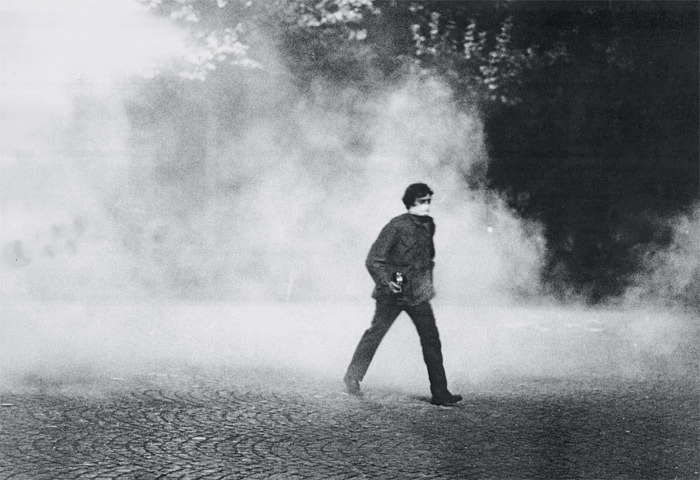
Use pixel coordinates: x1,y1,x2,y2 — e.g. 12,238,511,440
1,0,697,392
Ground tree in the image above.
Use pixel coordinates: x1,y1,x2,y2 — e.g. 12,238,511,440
140,0,377,80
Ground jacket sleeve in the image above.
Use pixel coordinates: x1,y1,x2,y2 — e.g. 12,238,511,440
365,221,397,289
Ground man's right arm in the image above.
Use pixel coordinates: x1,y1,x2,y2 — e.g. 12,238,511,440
365,222,397,292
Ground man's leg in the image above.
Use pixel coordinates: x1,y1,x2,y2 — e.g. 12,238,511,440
405,302,460,403
344,301,402,391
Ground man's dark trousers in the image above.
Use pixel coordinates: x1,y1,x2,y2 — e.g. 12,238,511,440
345,300,448,396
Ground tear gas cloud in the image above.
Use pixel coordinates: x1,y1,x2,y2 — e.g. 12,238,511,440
624,206,700,309
92,66,542,304
1,1,697,391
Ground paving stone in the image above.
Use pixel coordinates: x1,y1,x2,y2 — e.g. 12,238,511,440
0,368,697,479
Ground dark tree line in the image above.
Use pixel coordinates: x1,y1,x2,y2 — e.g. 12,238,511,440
137,0,699,303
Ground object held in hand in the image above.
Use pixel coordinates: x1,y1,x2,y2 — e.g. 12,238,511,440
392,272,404,294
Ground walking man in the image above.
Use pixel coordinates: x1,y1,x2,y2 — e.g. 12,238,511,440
344,183,462,405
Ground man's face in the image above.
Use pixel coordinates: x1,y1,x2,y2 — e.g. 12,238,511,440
408,194,432,216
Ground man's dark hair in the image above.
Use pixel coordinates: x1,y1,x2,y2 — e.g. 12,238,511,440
402,183,434,209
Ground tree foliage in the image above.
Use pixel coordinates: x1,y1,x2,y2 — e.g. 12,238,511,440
140,0,377,79
408,7,568,107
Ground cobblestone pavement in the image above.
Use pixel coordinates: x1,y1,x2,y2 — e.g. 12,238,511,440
1,367,698,479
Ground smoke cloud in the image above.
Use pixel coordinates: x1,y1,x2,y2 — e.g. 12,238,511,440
101,69,544,304
623,205,700,310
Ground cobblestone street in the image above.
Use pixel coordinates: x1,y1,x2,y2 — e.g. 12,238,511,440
1,366,698,479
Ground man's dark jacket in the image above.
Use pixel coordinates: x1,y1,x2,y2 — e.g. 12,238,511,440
366,213,436,306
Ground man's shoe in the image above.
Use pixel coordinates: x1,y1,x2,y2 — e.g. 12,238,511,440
344,375,362,396
431,393,463,405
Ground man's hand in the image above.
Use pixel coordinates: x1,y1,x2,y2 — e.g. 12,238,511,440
389,281,402,294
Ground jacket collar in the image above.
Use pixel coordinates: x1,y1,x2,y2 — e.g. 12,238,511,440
406,212,434,230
